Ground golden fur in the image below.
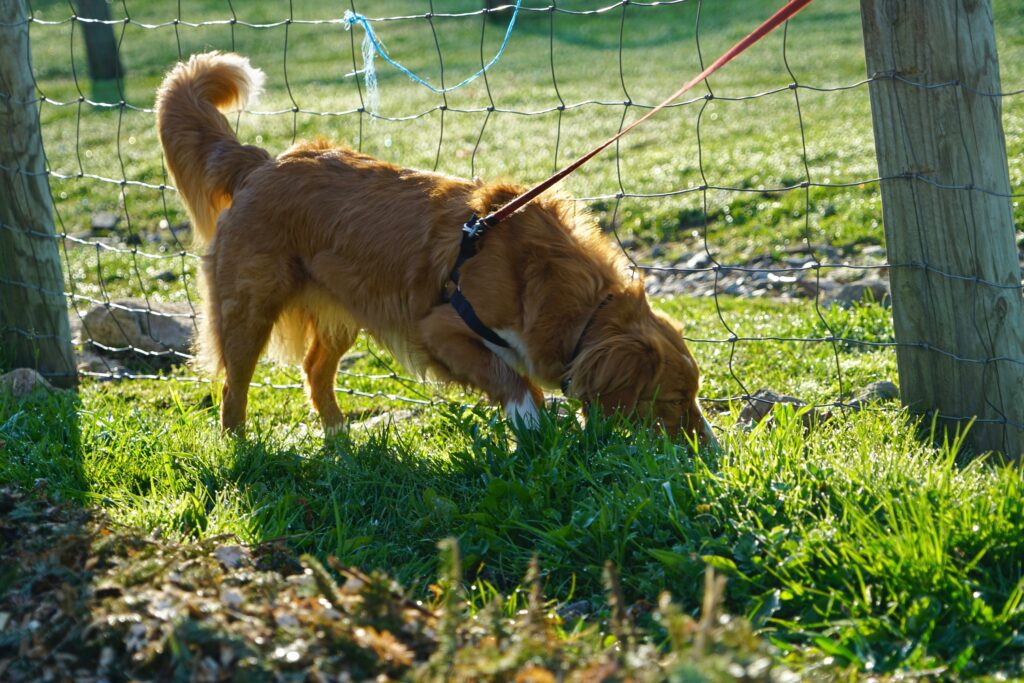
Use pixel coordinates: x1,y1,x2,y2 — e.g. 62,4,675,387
155,52,711,443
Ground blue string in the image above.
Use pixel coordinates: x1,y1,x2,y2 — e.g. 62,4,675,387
343,2,522,96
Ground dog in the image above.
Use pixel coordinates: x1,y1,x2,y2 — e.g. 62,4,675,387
155,52,714,445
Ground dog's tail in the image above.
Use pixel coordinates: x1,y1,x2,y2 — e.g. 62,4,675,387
155,52,269,246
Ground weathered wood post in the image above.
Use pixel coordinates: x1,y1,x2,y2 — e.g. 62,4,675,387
0,1,77,387
77,0,123,81
860,0,1024,459
75,0,124,103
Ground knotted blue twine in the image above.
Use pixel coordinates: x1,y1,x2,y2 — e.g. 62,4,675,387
343,1,522,116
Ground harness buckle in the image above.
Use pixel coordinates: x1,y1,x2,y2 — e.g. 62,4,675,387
462,214,484,239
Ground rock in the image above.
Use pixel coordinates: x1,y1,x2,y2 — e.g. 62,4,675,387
848,380,899,409
796,277,839,299
90,211,119,234
557,600,592,621
681,252,712,271
0,368,55,398
782,243,840,260
749,269,771,284
832,267,867,284
783,257,815,269
738,389,805,425
154,270,178,283
720,283,744,296
76,348,130,378
213,545,251,570
82,299,195,365
739,388,831,431
860,245,887,259
825,277,890,307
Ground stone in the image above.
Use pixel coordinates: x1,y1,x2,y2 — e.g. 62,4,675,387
90,211,119,234
825,277,890,307
76,348,129,378
832,267,867,284
557,600,592,621
82,298,195,365
795,277,839,300
213,545,251,570
0,368,55,398
738,389,805,425
681,251,712,271
848,380,899,409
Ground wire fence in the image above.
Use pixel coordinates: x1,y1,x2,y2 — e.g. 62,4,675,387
5,0,1023,427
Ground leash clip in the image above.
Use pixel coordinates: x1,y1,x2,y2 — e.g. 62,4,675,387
462,214,485,239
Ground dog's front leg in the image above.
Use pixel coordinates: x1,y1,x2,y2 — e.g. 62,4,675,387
420,305,543,429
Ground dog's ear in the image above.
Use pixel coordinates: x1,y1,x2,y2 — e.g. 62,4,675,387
569,332,660,417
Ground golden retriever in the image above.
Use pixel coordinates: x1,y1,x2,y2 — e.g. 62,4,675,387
155,52,713,445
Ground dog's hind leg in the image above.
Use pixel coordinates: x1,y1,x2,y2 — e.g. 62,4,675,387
214,258,290,434
420,305,544,429
219,309,277,434
303,324,357,435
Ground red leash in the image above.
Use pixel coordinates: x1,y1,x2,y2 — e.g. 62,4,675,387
477,0,816,229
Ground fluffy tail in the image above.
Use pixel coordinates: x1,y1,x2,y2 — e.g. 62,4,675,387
155,52,269,245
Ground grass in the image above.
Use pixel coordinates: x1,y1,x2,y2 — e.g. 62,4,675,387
3,0,1024,678
4,364,1024,677
29,0,1024,266
1,486,797,681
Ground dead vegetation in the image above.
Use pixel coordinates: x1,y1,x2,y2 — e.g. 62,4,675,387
0,485,804,682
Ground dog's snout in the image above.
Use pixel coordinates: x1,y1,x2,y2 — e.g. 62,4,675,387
681,401,717,450
700,415,718,449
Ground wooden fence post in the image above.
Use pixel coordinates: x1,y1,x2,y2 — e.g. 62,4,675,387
75,0,124,92
860,0,1024,459
0,1,77,388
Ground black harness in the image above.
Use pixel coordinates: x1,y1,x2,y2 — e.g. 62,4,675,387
443,214,613,397
443,214,510,349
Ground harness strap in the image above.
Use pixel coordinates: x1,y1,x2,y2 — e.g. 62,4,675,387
445,214,510,349
449,289,510,349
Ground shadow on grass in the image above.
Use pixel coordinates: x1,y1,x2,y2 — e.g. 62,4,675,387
0,385,85,502
195,404,720,605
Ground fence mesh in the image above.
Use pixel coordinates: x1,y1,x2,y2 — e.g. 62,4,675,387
5,0,1023,428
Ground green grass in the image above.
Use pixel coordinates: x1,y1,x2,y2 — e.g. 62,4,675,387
4,358,1024,677
5,298,1024,677
29,0,1024,266
4,0,1024,678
